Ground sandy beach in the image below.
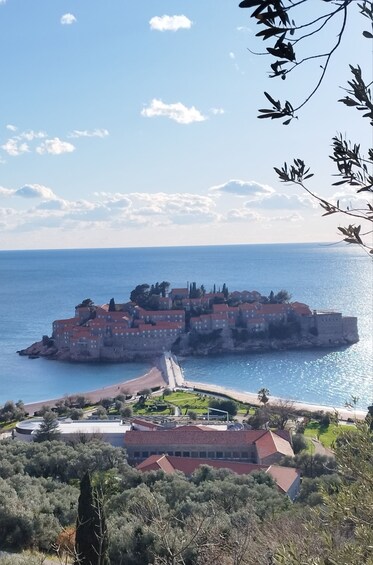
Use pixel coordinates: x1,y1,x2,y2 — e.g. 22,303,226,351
24,367,166,415
184,380,368,421
22,365,367,421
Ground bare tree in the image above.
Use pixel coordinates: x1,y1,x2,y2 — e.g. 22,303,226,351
270,399,296,429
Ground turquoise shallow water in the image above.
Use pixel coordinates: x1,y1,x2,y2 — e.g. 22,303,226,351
0,243,371,408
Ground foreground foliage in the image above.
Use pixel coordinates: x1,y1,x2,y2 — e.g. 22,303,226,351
0,423,372,563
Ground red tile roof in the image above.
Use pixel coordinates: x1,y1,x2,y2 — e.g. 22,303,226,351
291,302,312,316
132,418,163,430
266,465,300,494
138,455,266,475
137,455,300,495
125,428,266,447
261,304,289,314
137,454,176,473
140,310,185,317
212,304,228,312
255,430,294,460
54,318,77,325
239,303,259,311
152,321,184,329
170,288,189,295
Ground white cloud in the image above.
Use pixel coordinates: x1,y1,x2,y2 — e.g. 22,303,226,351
19,130,47,141
270,212,304,223
0,1,7,5
68,128,109,138
149,15,192,32
15,184,57,199
236,26,251,32
329,186,368,212
224,208,264,223
37,199,68,211
101,196,131,209
210,179,274,197
0,186,13,197
141,99,207,125
1,130,47,156
210,108,225,115
0,183,57,200
0,207,14,217
36,138,75,155
61,13,77,25
229,51,244,74
94,191,218,226
6,124,17,132
245,192,315,210
2,186,307,236
2,139,29,156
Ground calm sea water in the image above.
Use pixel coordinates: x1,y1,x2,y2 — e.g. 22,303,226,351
0,243,371,409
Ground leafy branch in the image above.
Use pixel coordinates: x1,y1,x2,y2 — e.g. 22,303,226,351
239,0,370,124
274,157,373,253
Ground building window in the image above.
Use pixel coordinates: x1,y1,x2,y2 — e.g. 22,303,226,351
191,451,198,458
208,451,215,458
232,452,240,459
142,451,149,458
134,451,140,458
225,452,232,459
216,451,223,459
199,451,207,458
183,451,190,457
175,451,181,457
241,452,249,459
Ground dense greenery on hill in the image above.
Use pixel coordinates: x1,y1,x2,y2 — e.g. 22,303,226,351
0,422,372,564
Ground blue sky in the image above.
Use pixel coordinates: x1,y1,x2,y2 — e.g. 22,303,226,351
0,0,370,249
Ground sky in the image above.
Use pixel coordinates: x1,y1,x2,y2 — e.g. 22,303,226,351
0,0,370,250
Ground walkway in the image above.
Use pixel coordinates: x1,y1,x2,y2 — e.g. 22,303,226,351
160,352,185,390
310,438,334,457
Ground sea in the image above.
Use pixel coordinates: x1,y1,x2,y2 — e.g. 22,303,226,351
0,243,371,410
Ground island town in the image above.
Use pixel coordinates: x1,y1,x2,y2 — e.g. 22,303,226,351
20,281,359,362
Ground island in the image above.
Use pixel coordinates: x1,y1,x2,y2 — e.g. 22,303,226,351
19,282,359,362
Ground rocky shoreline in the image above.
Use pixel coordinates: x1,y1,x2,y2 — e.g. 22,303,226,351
18,333,354,363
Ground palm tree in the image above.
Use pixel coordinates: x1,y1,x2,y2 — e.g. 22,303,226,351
258,388,270,405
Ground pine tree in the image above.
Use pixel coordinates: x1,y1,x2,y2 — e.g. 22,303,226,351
74,472,110,565
34,411,61,442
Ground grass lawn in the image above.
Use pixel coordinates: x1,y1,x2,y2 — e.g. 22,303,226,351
165,391,210,410
165,391,250,416
131,390,251,418
304,420,355,449
0,421,17,432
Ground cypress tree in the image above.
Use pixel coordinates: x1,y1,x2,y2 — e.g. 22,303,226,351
74,472,110,565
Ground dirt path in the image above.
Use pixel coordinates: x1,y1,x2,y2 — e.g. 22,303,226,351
310,438,334,457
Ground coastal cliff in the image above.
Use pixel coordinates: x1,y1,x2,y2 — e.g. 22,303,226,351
18,284,359,363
